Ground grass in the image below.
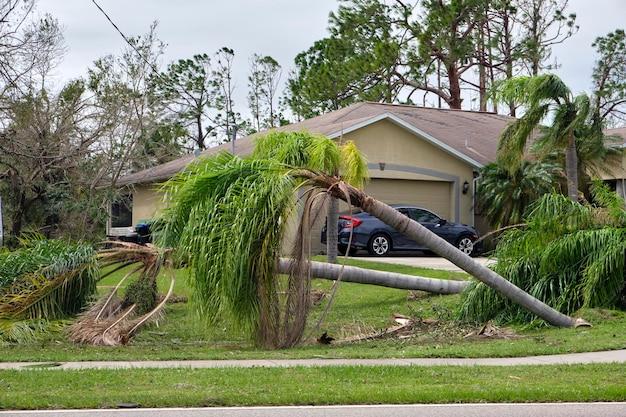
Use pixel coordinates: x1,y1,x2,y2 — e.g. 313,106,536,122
1,364,625,409
0,256,625,362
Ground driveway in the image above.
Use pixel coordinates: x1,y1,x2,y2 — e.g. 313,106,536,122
349,254,495,272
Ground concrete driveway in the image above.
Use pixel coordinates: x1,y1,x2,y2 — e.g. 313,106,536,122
349,254,495,272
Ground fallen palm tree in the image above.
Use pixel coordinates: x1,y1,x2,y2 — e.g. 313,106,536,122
278,259,468,294
154,131,588,351
67,242,174,346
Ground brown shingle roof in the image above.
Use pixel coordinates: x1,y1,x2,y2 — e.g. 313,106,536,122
116,102,515,186
606,127,626,146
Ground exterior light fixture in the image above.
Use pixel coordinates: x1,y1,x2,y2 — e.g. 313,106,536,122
462,181,470,194
379,162,386,171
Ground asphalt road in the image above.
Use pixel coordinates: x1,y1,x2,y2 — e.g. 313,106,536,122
3,404,626,417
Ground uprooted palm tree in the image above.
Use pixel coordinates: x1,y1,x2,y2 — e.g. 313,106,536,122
492,74,615,201
461,182,626,323
155,132,586,350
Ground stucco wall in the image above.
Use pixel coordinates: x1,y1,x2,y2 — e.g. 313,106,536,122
341,119,476,225
131,184,165,225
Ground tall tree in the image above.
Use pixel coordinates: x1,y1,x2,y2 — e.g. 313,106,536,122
0,80,108,240
247,54,282,131
516,0,578,76
287,0,580,115
409,0,485,109
286,1,400,119
0,1,63,98
88,23,183,185
591,29,626,125
212,47,246,143
153,54,216,150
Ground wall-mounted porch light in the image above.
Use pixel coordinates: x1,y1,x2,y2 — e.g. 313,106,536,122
462,180,470,194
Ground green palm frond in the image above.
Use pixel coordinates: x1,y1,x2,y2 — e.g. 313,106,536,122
497,104,550,172
477,161,561,228
340,140,368,188
307,135,341,173
0,240,98,320
461,191,626,324
156,155,298,344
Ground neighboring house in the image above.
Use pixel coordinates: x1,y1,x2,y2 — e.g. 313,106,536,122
601,127,626,201
110,102,515,251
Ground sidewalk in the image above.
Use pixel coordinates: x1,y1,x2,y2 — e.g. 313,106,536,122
1,349,625,370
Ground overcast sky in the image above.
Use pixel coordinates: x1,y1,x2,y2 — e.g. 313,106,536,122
37,0,626,115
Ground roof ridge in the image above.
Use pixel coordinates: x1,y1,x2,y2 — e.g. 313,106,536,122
362,101,514,118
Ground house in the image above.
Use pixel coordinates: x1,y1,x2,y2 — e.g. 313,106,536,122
601,127,626,200
109,102,516,250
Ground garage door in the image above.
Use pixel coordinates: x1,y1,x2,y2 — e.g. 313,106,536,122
364,179,452,220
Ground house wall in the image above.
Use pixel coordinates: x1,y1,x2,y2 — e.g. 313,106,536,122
341,119,476,225
131,184,165,226
600,149,626,201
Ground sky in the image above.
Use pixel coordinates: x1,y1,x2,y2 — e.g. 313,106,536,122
36,0,626,115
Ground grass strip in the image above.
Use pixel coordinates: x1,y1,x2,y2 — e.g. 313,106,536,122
1,364,625,409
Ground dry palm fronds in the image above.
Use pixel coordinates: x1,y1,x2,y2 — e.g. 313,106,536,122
67,278,174,346
67,242,175,346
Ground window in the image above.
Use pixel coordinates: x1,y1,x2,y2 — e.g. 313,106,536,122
110,195,133,228
412,209,439,223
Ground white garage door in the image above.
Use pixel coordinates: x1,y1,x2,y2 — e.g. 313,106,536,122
364,178,453,220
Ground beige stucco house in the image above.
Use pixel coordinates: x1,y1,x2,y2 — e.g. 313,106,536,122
109,102,517,250
601,127,626,200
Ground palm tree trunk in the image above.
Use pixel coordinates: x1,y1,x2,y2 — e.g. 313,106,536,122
278,259,468,294
326,197,339,263
565,132,579,201
300,173,586,328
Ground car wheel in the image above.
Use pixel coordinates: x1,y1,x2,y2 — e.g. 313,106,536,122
368,233,391,257
338,245,357,256
456,235,475,256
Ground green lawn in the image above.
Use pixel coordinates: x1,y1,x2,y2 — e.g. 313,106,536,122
1,256,625,362
1,364,626,409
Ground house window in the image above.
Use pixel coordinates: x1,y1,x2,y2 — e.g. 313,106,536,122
111,195,133,228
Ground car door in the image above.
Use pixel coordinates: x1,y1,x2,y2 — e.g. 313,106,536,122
400,208,430,250
392,208,415,249
414,209,456,243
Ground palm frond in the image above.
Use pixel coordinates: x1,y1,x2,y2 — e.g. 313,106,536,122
155,155,298,346
340,140,368,188
497,104,549,172
0,240,98,320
